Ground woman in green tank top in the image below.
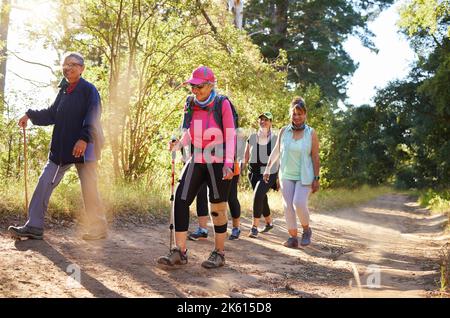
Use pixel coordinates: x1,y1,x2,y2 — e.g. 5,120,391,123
263,97,321,248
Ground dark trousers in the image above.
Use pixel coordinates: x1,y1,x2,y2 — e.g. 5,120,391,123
174,162,231,232
248,172,277,219
196,175,241,219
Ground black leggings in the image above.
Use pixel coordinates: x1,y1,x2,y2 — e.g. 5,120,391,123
196,183,209,216
248,172,277,219
196,175,241,219
174,162,231,232
228,175,241,219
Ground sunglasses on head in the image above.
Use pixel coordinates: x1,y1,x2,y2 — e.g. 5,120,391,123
295,101,305,108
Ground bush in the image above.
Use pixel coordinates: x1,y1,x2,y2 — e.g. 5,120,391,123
395,166,417,189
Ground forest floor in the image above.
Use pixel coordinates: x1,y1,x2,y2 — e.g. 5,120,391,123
0,193,449,298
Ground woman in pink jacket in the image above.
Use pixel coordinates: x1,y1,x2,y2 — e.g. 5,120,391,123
157,66,236,269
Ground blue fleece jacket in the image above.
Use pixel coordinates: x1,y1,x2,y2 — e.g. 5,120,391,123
26,77,104,165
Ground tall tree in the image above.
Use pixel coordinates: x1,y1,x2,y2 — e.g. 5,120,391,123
244,0,394,102
0,0,11,114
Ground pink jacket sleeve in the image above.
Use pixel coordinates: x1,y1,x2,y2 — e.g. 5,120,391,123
179,128,191,148
221,99,236,169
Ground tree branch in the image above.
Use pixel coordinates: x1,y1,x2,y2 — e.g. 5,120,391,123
8,50,57,76
196,0,232,55
9,70,52,88
431,33,443,48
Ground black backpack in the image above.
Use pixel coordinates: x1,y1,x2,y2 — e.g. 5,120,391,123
182,94,239,131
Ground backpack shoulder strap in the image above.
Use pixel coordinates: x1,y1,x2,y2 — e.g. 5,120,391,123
182,95,195,129
213,95,228,131
185,95,194,111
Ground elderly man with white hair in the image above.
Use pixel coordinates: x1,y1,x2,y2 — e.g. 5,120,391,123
8,52,107,241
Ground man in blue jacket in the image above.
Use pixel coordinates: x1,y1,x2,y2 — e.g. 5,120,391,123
8,52,107,241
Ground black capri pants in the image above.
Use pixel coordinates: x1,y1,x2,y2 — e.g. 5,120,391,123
174,161,231,232
196,174,241,219
248,172,278,219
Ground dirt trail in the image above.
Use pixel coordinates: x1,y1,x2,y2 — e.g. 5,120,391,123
0,193,448,298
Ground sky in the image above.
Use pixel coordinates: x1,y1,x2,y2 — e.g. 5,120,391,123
4,0,57,114
3,0,417,114
343,1,417,106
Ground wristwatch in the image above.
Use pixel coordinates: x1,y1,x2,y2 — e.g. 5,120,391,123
313,176,320,181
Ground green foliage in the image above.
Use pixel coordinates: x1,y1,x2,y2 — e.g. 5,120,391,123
30,0,330,182
384,1,450,190
244,0,394,101
326,105,395,187
9,0,448,209
417,40,450,117
325,0,450,190
398,0,450,38
0,116,51,181
418,189,450,214
372,67,450,189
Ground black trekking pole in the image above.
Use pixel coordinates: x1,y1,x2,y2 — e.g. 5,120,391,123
169,136,177,251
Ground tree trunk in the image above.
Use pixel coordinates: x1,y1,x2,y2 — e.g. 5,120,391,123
0,0,11,114
273,0,288,51
272,0,289,51
228,0,244,30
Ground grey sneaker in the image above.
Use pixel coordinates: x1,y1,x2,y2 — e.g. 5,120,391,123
8,225,43,240
283,237,298,248
261,223,274,233
201,250,225,269
229,227,241,240
188,227,208,241
301,228,312,246
248,226,258,238
157,247,188,266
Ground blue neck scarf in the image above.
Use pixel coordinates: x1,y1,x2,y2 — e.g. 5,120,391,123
194,89,216,109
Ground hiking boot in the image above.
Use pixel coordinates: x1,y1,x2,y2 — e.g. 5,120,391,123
283,237,298,248
157,247,188,266
248,226,258,238
8,225,43,240
301,228,312,246
188,227,208,241
261,223,274,233
228,227,241,240
82,231,108,241
201,250,225,269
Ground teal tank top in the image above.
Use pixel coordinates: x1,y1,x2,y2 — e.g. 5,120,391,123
279,125,314,184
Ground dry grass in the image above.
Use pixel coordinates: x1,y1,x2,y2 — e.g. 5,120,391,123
417,189,450,231
1,175,394,224
203,184,393,219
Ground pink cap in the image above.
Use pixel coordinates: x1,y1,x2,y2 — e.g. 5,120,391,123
184,66,216,85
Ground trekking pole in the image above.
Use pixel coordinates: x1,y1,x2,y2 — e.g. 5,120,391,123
169,136,177,251
23,126,29,217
